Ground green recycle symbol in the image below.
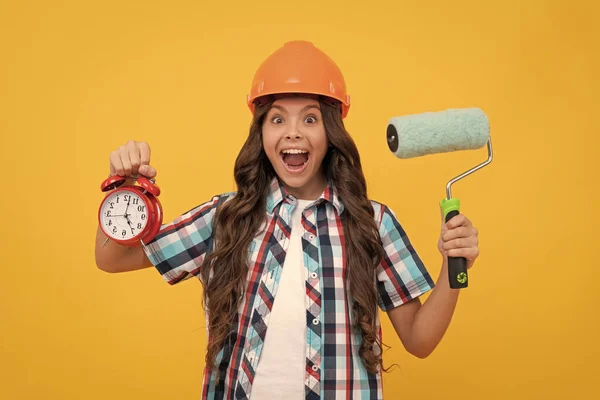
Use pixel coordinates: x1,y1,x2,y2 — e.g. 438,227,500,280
456,272,467,284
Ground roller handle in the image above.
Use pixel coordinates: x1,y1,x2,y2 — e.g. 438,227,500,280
445,209,468,289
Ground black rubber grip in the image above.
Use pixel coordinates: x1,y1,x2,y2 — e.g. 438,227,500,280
445,210,468,289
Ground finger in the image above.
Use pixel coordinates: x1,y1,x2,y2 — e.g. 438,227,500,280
446,215,473,230
110,151,124,176
140,165,157,179
447,246,479,260
137,142,156,178
442,235,478,251
445,214,466,229
138,141,151,166
442,226,477,241
119,145,132,177
462,216,473,228
127,140,141,176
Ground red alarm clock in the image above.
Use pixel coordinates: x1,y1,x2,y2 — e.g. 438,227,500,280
98,175,163,247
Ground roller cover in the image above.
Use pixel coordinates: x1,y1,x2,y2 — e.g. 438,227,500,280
387,108,490,159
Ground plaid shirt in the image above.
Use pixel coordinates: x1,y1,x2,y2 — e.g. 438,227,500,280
143,178,434,399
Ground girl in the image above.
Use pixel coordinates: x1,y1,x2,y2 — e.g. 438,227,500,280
95,40,480,400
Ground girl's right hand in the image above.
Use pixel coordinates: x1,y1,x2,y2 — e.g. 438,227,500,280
109,140,157,179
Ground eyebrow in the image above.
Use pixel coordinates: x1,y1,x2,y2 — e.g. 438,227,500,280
270,104,321,113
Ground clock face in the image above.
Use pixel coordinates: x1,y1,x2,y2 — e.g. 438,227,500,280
100,189,150,241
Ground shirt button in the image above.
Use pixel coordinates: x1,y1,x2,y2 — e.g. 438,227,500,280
312,365,319,372
312,318,319,326
309,234,315,240
310,272,317,279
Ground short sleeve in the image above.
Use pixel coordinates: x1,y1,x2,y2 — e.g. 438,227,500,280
142,193,232,285
375,204,435,311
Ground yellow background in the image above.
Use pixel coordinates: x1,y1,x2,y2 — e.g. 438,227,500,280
1,0,598,399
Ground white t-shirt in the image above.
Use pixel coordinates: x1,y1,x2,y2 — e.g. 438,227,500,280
251,199,311,399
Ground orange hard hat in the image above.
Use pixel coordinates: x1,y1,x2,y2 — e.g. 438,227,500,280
247,40,351,119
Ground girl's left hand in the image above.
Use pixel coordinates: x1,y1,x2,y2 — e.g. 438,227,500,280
438,214,480,270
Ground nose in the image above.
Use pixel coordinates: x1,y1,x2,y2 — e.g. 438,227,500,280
285,131,302,140
285,120,303,140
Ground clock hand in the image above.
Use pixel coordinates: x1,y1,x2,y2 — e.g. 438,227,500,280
125,215,136,235
124,196,131,215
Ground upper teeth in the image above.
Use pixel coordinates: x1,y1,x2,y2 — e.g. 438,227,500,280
282,149,307,154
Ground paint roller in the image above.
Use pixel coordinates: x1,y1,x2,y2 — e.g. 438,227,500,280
386,108,493,289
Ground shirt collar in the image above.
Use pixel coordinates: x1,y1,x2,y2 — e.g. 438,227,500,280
265,177,345,215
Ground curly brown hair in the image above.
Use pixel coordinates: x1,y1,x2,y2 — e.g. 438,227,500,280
200,99,386,379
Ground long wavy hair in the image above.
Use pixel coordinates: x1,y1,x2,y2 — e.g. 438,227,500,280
200,98,386,377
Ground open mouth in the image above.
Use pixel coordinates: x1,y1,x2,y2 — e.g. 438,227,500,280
280,148,310,174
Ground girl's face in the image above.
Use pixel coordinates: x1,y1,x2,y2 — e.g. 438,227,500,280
262,96,329,200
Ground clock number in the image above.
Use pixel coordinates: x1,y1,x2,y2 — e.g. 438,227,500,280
141,214,146,220
110,202,114,209
108,220,112,226
122,230,127,237
124,195,130,202
116,196,119,203
137,205,145,212
106,210,111,217
112,226,117,234
137,223,142,229
132,198,139,205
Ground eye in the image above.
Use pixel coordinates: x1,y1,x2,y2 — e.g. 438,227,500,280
305,115,318,124
271,116,284,124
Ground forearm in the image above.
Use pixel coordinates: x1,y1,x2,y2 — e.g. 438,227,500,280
407,257,460,357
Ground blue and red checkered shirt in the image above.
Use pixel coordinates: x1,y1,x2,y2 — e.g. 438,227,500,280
142,177,434,399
